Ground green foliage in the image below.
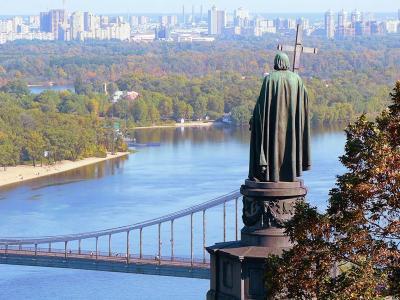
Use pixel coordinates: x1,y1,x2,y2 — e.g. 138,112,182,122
267,82,400,299
1,37,397,126
0,90,125,167
231,105,252,125
0,80,30,96
25,130,46,166
0,132,18,170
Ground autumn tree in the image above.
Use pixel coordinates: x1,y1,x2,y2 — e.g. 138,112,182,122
231,105,252,125
0,132,18,171
267,82,400,299
25,131,46,167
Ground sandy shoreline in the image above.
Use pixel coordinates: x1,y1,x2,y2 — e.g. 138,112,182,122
0,152,129,189
133,121,219,130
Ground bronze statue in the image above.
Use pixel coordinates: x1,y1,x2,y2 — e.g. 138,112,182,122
249,52,311,183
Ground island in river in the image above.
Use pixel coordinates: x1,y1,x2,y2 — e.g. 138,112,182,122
0,152,129,189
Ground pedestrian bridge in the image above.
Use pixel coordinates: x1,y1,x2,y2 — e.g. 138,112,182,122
0,191,242,280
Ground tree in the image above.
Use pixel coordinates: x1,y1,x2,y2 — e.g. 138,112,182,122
132,100,148,123
74,76,92,95
0,133,18,171
159,97,173,119
231,105,251,125
0,80,30,96
34,91,60,113
25,131,46,167
148,104,160,124
268,82,400,299
191,96,208,120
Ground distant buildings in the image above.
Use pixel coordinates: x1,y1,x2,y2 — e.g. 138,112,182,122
40,9,67,40
325,10,335,39
234,7,250,28
0,6,398,45
208,6,226,35
71,11,84,40
325,8,400,40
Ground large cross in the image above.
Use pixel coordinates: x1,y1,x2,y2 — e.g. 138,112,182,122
277,24,318,73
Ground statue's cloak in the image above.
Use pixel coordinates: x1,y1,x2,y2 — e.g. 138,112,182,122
249,53,311,182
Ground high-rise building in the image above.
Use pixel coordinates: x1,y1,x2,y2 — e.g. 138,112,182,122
155,26,170,40
355,21,371,36
0,20,13,34
160,16,169,26
337,9,348,38
117,16,124,25
384,20,399,33
297,18,310,30
234,7,250,27
159,15,177,27
208,6,218,35
40,9,67,40
325,10,335,39
351,10,362,23
12,17,23,33
217,10,226,34
285,19,296,30
71,11,84,40
274,18,284,30
130,16,139,28
84,12,98,32
338,9,348,28
208,6,226,35
100,16,109,27
168,16,178,27
29,16,40,29
182,5,186,25
139,16,149,25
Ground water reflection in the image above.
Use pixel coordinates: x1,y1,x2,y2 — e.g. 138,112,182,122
0,156,129,193
132,124,344,146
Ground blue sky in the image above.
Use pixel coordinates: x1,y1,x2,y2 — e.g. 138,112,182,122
1,0,399,14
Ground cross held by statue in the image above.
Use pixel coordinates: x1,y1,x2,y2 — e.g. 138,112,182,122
277,24,318,73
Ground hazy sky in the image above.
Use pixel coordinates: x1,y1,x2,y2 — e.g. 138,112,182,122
1,0,399,14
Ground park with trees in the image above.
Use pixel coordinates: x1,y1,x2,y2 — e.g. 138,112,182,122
0,84,126,171
0,35,398,126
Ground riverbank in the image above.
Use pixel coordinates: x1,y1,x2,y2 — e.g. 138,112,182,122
0,152,129,189
133,121,220,130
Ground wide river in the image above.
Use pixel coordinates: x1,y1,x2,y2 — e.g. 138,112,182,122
0,125,346,300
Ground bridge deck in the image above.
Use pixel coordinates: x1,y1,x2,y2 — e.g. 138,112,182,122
0,249,210,280
0,191,241,280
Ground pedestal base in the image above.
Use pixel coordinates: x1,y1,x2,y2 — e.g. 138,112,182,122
207,180,308,300
206,242,283,300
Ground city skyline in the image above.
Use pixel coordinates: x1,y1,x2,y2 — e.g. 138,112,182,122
1,0,399,15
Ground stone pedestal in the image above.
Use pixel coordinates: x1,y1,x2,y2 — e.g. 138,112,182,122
207,180,307,300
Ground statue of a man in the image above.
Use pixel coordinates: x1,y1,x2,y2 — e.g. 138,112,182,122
249,52,311,183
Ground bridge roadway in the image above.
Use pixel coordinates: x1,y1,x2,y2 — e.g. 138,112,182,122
0,248,210,279
0,191,242,279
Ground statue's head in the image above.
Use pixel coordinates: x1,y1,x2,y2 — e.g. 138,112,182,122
274,52,291,71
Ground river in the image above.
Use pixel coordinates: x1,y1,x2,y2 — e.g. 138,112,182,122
29,85,75,95
0,125,346,300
